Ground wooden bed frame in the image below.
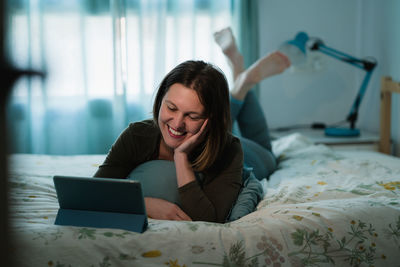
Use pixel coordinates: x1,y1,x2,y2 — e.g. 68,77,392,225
379,76,400,154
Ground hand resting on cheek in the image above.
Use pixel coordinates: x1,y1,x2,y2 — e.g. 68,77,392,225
174,119,208,155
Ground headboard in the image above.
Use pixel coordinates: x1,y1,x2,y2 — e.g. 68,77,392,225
379,76,400,154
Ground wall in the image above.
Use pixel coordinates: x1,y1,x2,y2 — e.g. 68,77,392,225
257,0,399,156
388,1,400,156
378,0,400,156
357,0,400,156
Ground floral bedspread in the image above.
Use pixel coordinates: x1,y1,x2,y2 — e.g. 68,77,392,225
8,133,400,267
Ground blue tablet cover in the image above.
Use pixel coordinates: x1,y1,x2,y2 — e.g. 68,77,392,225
53,175,148,233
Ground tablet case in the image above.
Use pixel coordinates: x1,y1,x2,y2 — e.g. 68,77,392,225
53,175,148,233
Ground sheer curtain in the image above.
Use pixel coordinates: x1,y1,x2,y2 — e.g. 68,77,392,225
6,0,237,155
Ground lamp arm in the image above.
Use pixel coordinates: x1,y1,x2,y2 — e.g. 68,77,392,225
346,70,374,128
310,41,377,129
310,41,376,71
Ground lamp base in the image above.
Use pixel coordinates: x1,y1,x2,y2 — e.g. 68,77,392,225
324,127,360,137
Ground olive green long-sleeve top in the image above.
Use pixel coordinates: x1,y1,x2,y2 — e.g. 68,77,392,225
94,120,243,223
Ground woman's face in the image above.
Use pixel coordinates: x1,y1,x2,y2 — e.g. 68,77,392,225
158,83,206,151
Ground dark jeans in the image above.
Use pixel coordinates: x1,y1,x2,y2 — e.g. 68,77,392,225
230,91,277,180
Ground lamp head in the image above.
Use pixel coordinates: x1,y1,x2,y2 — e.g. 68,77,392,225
279,31,309,66
287,32,309,54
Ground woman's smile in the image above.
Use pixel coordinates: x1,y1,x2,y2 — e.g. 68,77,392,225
167,125,186,138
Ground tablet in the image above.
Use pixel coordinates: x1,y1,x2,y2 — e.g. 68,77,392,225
53,175,147,233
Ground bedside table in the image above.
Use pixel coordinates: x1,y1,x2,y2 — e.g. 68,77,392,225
271,128,380,152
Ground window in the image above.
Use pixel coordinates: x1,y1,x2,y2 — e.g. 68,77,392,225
7,0,234,154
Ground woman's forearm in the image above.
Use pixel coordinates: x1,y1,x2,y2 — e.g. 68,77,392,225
173,151,196,188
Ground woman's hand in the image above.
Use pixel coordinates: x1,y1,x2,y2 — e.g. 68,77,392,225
173,119,208,187
144,197,192,221
174,119,209,155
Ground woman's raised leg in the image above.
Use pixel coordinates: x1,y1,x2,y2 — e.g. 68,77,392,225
213,27,244,81
214,27,290,179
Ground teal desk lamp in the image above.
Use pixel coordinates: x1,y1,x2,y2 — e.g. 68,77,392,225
283,32,377,137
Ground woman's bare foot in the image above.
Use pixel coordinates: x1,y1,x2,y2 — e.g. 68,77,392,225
246,51,290,84
213,27,244,81
231,51,291,100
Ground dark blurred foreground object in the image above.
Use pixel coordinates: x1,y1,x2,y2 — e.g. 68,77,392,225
0,6,44,263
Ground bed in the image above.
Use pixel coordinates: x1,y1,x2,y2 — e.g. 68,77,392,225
8,77,400,267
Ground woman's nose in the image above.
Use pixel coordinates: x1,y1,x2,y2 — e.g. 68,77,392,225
173,114,185,129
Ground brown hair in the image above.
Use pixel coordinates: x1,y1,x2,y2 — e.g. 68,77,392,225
153,60,231,171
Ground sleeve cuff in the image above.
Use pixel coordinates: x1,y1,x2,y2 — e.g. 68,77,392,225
178,180,199,193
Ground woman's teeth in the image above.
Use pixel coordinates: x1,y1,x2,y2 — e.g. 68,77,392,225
169,126,184,136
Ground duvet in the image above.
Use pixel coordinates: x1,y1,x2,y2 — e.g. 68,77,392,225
9,133,400,267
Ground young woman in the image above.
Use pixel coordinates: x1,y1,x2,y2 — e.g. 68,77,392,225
94,61,243,223
94,27,290,223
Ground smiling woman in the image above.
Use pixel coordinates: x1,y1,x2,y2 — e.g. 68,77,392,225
92,17,293,221
94,60,241,223
93,43,290,221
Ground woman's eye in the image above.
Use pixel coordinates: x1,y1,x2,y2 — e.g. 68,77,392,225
167,106,176,111
189,115,202,120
